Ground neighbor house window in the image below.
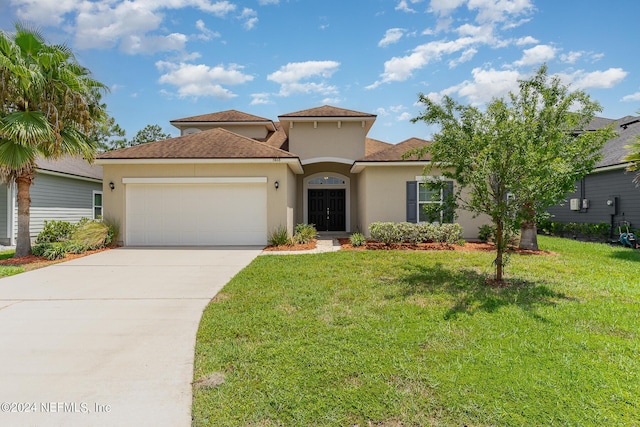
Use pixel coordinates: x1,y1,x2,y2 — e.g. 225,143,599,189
93,191,103,219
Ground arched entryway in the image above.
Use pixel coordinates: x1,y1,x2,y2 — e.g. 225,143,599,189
303,172,350,231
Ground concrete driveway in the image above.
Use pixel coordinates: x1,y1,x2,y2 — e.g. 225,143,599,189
0,247,262,427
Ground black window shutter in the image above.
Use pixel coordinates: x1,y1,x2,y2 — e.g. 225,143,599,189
406,181,417,223
443,181,454,223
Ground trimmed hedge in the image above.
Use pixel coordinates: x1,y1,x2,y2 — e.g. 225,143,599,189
369,222,464,245
538,220,612,241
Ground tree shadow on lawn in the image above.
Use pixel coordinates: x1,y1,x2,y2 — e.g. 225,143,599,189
608,247,640,262
394,262,574,321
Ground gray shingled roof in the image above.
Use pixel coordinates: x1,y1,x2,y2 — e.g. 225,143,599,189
97,127,297,159
597,116,640,168
36,156,102,180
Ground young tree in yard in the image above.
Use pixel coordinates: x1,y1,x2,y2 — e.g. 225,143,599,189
410,65,615,282
92,113,126,152
0,25,107,256
128,124,171,146
622,113,640,182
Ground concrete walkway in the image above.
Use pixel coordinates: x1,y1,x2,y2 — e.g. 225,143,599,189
0,247,262,427
260,233,345,255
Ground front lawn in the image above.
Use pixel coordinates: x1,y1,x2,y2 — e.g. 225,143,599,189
193,236,640,426
0,250,24,277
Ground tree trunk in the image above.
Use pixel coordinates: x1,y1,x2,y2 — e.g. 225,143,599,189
15,174,33,257
519,221,539,251
494,220,504,283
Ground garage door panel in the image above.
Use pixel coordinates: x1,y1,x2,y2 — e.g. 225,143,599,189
126,183,267,246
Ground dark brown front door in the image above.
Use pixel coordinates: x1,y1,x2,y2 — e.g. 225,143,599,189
308,189,346,231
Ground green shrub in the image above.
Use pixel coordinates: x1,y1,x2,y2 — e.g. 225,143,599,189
42,242,68,260
31,242,53,257
293,223,317,244
36,220,75,243
64,241,88,254
369,222,464,245
72,221,109,249
369,222,404,245
478,224,495,243
268,225,290,246
349,232,366,247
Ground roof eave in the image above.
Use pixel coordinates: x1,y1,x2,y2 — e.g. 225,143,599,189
95,157,304,174
350,160,433,173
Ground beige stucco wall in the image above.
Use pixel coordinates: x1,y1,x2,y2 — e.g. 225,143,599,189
100,162,295,245
296,162,357,231
288,121,366,162
356,165,489,240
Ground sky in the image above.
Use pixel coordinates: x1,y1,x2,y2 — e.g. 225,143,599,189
1,0,639,144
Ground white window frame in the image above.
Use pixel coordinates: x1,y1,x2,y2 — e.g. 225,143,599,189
416,176,445,224
93,190,103,219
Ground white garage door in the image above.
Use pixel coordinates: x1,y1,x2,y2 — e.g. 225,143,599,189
125,181,267,246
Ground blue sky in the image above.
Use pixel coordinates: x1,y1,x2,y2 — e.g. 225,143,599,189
1,0,639,144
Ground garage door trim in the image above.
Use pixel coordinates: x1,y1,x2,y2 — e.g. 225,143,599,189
122,177,267,184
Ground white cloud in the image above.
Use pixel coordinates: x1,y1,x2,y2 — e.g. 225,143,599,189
515,35,538,45
560,51,583,64
367,37,478,88
195,19,221,41
427,67,521,106
556,68,628,90
376,108,390,116
449,48,478,68
258,0,279,4
468,0,534,25
239,8,258,30
513,44,557,67
396,0,421,13
378,28,405,47
397,112,412,121
268,61,341,96
15,0,237,53
322,97,342,104
156,61,253,99
622,92,640,102
429,0,466,16
11,0,79,25
250,93,272,105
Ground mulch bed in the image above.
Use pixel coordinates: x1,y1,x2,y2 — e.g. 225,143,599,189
337,238,555,255
263,240,317,251
0,247,112,267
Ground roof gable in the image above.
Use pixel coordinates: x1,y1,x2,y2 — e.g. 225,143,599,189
598,115,640,168
279,105,376,118
170,110,273,124
359,137,431,162
97,128,297,160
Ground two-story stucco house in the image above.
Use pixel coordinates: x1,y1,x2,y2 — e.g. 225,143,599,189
96,106,485,246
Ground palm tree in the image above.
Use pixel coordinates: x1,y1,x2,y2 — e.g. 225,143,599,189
0,24,107,256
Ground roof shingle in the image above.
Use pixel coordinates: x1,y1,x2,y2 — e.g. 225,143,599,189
97,128,297,160
170,110,273,123
359,137,431,162
279,105,376,118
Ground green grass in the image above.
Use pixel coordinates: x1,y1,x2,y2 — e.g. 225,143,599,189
0,250,23,277
193,236,640,426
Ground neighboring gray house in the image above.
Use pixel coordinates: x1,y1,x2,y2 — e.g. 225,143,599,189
0,156,103,245
547,115,640,232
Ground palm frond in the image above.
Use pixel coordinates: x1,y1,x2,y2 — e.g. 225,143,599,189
0,111,54,146
0,138,39,179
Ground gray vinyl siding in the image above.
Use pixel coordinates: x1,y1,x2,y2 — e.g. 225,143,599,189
30,173,99,209
547,169,640,229
13,173,102,239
